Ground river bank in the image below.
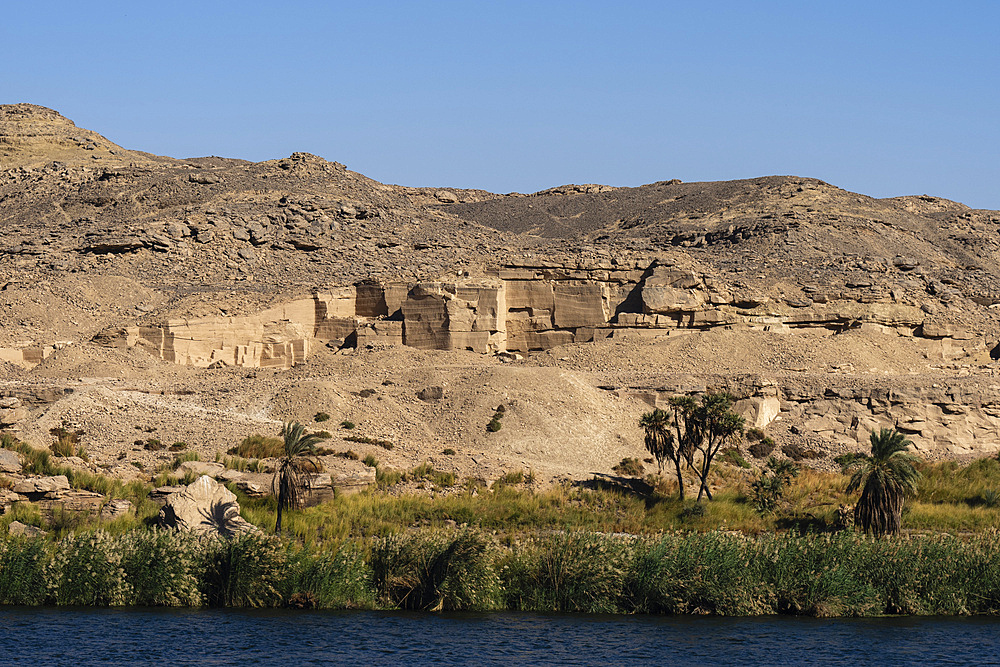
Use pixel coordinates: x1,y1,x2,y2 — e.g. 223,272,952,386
2,528,999,616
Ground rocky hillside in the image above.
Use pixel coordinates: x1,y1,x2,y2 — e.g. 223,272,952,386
2,103,1000,495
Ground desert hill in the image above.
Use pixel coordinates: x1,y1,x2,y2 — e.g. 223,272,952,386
2,103,1000,493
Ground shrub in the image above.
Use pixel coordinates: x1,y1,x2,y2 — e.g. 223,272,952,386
143,439,164,452
721,448,751,469
442,448,456,456
344,435,394,450
749,436,777,459
612,457,645,477
340,420,356,430
47,531,132,605
336,450,360,461
362,454,378,468
487,418,502,433
230,434,284,458
750,458,800,515
494,470,525,488
376,468,403,487
169,442,188,452
834,453,858,467
314,412,331,423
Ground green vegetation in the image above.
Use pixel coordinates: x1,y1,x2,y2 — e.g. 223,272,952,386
486,405,506,433
314,412,331,423
639,393,745,501
2,529,1000,614
844,428,921,536
612,457,645,477
750,458,800,514
274,422,323,534
340,420,356,430
230,434,285,459
344,435,394,450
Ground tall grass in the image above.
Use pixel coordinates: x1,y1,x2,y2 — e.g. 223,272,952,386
1,529,1000,614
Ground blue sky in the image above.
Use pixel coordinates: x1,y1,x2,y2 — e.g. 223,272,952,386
4,1,998,208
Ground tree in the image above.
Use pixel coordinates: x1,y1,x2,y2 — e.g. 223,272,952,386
272,421,323,533
669,393,745,501
639,408,686,499
639,393,745,502
844,427,920,536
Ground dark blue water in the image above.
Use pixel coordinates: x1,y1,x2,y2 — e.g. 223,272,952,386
1,608,998,666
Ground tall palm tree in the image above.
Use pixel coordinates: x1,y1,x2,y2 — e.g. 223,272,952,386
640,408,685,499
844,427,921,536
272,421,323,533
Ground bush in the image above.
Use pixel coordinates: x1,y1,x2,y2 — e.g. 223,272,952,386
362,454,378,468
230,434,284,458
749,436,777,459
750,458,800,515
721,448,751,469
340,420,356,430
612,457,645,477
344,435,394,450
169,442,188,452
314,412,331,423
487,418,502,433
442,448,456,456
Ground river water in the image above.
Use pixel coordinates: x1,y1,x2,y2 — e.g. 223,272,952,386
1,607,998,665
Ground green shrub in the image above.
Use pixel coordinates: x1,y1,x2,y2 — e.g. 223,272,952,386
230,434,284,458
613,457,645,477
362,454,378,468
340,420,356,430
169,442,188,452
442,448,456,456
487,418,502,433
721,448,751,469
506,532,634,613
345,435,394,450
314,412,331,423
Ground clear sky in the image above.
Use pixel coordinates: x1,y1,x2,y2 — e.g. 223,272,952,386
4,1,998,208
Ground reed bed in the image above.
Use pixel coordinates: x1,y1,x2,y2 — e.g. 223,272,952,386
1,529,999,615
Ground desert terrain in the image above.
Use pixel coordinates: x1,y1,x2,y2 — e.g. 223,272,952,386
3,102,1000,491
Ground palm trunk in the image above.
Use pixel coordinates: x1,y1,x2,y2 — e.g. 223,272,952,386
275,500,283,533
673,457,685,500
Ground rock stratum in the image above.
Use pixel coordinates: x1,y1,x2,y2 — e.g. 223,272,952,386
3,102,1000,488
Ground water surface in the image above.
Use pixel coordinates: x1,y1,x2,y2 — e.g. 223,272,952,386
1,608,998,665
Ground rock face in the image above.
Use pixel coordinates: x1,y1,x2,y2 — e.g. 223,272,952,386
13,475,70,498
158,475,257,536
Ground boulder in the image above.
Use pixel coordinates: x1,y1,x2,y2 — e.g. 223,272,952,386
13,475,70,497
159,475,258,536
734,397,781,429
8,521,46,537
418,385,444,401
101,499,133,519
0,448,22,473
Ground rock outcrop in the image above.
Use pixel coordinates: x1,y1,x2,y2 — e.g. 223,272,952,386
158,475,257,536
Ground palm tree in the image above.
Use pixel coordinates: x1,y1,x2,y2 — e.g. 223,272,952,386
272,421,323,533
640,408,685,499
844,427,921,536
